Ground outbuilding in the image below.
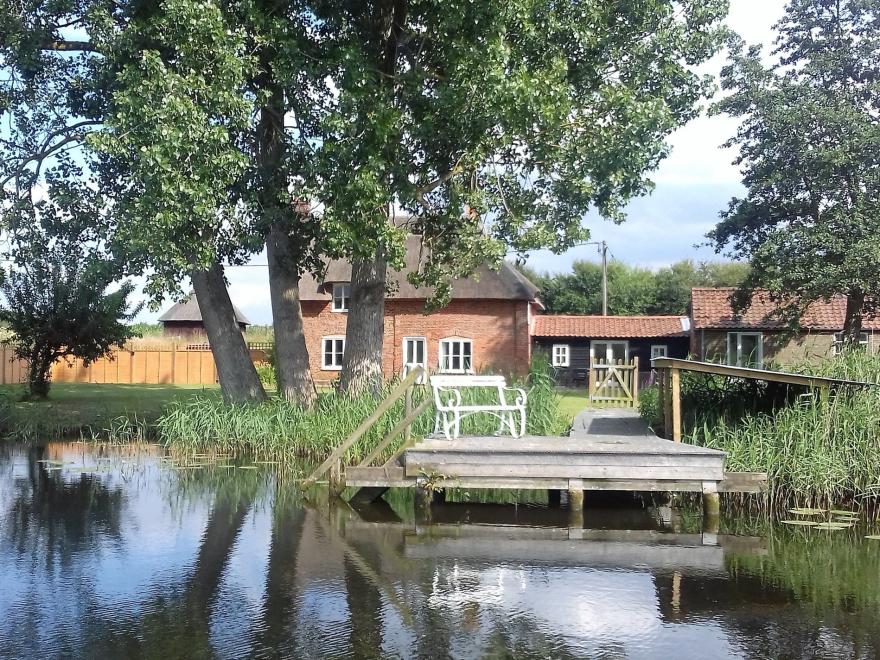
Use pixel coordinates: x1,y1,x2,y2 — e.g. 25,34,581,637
158,291,251,339
532,315,691,387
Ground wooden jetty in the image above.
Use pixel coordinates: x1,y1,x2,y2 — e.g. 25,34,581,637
305,366,767,516
344,434,762,513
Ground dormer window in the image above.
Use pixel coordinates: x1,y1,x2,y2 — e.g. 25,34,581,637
332,283,351,312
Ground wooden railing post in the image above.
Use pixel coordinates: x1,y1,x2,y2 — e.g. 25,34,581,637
587,359,595,402
404,383,414,442
662,368,673,440
632,356,640,408
671,367,682,442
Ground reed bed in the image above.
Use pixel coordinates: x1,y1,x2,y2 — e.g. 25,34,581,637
157,361,569,462
662,351,880,508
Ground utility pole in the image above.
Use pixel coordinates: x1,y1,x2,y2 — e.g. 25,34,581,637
599,240,608,316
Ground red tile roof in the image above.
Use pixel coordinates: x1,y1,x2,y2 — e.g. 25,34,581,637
691,288,880,330
533,315,690,338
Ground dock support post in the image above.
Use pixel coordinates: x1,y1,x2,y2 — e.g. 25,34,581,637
567,479,584,512
702,481,720,525
329,459,345,497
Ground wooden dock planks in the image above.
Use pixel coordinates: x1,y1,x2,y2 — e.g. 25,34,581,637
342,433,767,495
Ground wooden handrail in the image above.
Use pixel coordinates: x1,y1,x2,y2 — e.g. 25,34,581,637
303,366,426,486
358,398,432,468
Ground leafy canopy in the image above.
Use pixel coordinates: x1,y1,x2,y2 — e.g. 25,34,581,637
709,0,880,332
530,258,749,316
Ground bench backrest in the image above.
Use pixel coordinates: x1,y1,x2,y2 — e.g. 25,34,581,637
429,375,507,389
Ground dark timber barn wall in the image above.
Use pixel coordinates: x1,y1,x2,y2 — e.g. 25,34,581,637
534,336,691,386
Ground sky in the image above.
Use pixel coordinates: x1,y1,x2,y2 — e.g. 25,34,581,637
137,0,788,325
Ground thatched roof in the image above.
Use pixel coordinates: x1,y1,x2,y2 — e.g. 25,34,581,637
158,292,251,326
298,235,540,302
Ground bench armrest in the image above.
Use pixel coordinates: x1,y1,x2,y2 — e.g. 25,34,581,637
501,387,528,407
433,386,462,410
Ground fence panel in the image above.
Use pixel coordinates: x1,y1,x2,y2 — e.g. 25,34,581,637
0,344,227,386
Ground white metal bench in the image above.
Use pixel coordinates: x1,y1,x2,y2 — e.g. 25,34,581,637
429,375,527,440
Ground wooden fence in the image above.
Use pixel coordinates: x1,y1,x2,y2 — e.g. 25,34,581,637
0,343,268,386
588,357,640,408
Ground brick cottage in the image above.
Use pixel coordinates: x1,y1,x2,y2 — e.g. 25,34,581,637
298,236,542,383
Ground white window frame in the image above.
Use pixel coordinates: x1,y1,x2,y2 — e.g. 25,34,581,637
590,340,629,364
331,283,351,312
321,335,345,370
832,332,869,355
551,344,570,367
402,336,428,381
650,344,668,360
726,332,763,368
438,337,474,374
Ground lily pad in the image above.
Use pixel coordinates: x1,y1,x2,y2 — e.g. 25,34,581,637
788,508,824,516
865,535,880,540
829,509,858,517
814,522,853,530
237,465,258,470
781,520,817,526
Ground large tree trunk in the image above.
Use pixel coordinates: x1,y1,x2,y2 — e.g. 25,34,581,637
842,290,866,347
267,223,316,407
339,249,387,396
191,262,267,404
253,30,316,408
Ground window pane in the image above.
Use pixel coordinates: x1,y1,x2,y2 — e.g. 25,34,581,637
462,341,472,370
741,334,759,367
727,334,737,365
593,342,607,363
610,342,626,363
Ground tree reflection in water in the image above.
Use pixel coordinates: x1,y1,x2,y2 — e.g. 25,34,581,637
1,443,880,658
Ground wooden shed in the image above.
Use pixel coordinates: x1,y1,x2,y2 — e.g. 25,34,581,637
533,315,691,387
158,291,250,340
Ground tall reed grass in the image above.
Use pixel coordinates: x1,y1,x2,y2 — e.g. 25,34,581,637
674,351,880,507
158,359,568,462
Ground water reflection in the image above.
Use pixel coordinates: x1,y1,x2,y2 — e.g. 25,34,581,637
0,442,878,659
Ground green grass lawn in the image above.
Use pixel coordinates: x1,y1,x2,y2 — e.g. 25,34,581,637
556,387,589,423
0,382,219,438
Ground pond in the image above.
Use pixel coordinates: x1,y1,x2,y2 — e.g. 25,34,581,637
1,442,879,659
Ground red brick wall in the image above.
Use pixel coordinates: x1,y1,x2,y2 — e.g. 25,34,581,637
301,299,533,383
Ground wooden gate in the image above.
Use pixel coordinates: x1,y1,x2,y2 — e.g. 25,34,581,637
588,357,639,407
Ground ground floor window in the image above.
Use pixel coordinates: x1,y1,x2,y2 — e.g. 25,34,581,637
650,344,668,360
439,338,473,373
403,337,427,382
322,336,345,370
726,332,763,368
551,344,570,367
832,332,869,355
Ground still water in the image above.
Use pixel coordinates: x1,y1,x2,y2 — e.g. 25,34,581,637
1,441,879,659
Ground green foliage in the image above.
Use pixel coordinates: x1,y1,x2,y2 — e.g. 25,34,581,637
0,234,140,399
637,385,661,430
535,258,749,315
254,362,276,388
709,0,880,337
677,352,880,507
158,360,569,460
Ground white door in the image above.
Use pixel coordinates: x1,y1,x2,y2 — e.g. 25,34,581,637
591,340,628,364
403,337,427,382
